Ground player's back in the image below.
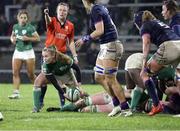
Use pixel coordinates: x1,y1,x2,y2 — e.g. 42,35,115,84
170,12,180,36
141,20,180,46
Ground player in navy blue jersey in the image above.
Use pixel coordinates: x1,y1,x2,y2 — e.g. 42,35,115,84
134,10,180,116
162,0,180,36
75,0,129,117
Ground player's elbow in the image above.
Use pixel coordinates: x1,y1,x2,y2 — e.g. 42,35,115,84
96,29,104,37
36,35,41,42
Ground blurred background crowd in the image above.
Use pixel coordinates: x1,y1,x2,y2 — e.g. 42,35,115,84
0,0,175,83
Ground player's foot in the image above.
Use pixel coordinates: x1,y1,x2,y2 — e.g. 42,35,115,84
148,103,163,116
118,109,133,117
39,103,44,110
46,107,61,112
31,107,40,113
108,106,121,117
8,93,20,99
0,112,3,121
173,114,180,117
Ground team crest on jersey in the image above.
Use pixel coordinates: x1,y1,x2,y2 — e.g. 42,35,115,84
22,30,27,35
15,30,18,34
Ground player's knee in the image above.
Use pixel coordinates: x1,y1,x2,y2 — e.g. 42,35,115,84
94,75,104,84
27,73,35,82
12,70,20,77
34,75,45,86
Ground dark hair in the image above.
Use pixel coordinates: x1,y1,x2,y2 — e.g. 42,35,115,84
163,0,179,13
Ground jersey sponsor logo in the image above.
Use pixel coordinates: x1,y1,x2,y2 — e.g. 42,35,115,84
59,65,68,71
22,30,27,35
55,33,66,39
15,30,18,34
157,21,169,29
16,35,23,40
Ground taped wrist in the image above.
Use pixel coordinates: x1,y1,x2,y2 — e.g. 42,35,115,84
81,35,93,43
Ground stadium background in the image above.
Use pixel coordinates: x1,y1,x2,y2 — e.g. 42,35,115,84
0,0,177,84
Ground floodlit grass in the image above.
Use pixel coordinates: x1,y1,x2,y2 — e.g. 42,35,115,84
0,84,180,130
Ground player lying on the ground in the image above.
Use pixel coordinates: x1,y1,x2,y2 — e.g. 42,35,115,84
46,90,150,114
32,45,85,113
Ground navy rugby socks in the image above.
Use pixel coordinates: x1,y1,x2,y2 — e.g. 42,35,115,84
145,79,159,106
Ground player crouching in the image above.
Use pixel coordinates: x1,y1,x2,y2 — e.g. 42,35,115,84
32,45,84,113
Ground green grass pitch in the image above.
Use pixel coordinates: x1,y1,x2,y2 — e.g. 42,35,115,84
0,84,180,130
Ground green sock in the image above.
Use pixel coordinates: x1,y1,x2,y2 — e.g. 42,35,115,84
33,88,41,110
139,92,149,104
130,86,143,111
61,103,78,112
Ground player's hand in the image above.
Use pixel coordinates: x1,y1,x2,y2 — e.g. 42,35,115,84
44,8,49,15
75,39,84,47
21,36,29,41
11,36,17,44
73,55,79,64
80,90,89,98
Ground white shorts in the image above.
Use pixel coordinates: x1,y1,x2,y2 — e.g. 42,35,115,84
13,49,35,60
98,40,123,60
55,69,77,88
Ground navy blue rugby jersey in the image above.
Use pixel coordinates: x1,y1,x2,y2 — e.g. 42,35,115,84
90,4,118,44
140,20,180,47
169,12,180,37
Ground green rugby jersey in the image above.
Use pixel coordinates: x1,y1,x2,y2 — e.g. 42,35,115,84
158,66,175,80
13,23,36,51
42,59,73,76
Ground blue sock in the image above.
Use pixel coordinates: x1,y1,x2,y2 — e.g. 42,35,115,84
58,91,65,107
120,101,129,110
145,79,159,106
39,85,47,104
112,97,120,106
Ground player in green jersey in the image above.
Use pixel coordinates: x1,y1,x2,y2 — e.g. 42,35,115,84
9,10,40,99
32,46,83,112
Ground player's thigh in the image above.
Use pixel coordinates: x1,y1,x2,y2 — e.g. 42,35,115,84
12,59,23,74
91,92,111,105
56,71,76,88
153,41,180,67
34,72,48,86
125,70,135,89
128,69,145,89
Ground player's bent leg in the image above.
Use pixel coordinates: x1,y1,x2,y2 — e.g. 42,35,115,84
141,64,163,115
32,73,47,113
46,74,65,107
32,87,41,113
130,86,144,112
